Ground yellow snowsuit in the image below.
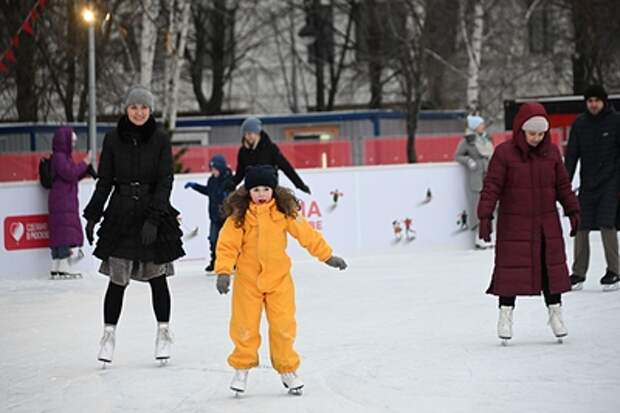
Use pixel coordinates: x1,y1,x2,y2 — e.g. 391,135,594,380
215,199,333,373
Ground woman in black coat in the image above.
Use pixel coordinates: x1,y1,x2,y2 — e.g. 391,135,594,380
228,117,311,194
83,85,184,365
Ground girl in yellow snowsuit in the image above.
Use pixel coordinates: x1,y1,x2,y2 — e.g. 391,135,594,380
215,165,347,394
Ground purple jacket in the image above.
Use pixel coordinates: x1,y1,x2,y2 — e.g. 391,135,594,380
48,127,89,248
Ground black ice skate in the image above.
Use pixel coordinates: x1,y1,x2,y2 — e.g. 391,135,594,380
600,271,620,292
570,274,586,291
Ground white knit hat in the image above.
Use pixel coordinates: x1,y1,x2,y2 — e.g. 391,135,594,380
467,115,484,131
521,116,549,133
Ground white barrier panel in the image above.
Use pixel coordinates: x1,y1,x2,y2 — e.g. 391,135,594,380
0,163,573,279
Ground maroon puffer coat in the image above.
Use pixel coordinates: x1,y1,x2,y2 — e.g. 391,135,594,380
478,102,580,296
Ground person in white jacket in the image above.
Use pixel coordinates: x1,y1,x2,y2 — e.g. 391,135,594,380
454,115,495,249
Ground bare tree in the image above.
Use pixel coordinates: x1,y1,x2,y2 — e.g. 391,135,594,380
388,0,428,163
139,0,160,87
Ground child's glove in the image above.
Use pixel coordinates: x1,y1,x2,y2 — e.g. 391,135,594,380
184,182,197,189
216,275,230,294
325,255,347,270
478,218,492,242
467,159,477,170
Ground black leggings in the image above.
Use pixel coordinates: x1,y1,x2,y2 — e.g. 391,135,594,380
499,239,562,307
103,275,171,325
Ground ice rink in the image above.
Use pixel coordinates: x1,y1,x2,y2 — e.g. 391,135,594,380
2,240,619,413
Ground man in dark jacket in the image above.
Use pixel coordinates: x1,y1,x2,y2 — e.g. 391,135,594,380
564,84,620,290
228,117,311,194
184,154,233,272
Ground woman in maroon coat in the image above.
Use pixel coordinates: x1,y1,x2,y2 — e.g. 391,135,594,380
48,127,93,278
477,102,580,344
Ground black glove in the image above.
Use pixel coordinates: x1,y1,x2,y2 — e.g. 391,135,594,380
85,220,96,246
216,275,230,294
325,255,347,270
299,184,311,195
141,221,158,245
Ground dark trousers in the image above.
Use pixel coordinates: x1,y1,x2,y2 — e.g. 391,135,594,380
209,220,224,264
499,239,562,307
103,275,171,325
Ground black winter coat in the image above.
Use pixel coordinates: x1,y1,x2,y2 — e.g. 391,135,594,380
565,104,620,230
230,131,308,191
83,116,185,263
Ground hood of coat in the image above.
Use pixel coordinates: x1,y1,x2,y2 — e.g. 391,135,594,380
117,114,157,143
512,102,551,157
52,127,74,156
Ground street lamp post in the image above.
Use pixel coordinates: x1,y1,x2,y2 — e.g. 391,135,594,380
82,7,97,168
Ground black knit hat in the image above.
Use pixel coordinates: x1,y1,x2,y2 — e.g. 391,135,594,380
584,84,608,101
244,165,278,190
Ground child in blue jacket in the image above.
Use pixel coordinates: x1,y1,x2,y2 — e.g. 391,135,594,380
184,155,233,272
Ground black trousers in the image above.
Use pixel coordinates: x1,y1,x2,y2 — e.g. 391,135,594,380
499,239,562,307
103,275,171,325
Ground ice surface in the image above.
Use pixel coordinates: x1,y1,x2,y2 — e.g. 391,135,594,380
2,240,619,412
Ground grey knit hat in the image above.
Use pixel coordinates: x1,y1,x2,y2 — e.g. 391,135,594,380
240,116,262,135
124,85,154,111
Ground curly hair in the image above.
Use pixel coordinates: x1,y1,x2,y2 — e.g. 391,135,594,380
222,186,300,227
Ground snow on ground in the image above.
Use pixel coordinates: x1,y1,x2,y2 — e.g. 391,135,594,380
1,239,619,413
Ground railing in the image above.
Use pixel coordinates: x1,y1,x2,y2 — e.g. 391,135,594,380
0,130,565,182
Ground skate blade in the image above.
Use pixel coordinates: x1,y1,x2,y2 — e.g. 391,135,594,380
499,337,511,346
98,359,111,369
231,386,245,395
157,358,169,366
602,283,619,292
571,282,584,291
288,388,303,396
556,338,565,344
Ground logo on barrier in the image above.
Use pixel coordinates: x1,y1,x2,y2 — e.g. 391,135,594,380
4,214,50,250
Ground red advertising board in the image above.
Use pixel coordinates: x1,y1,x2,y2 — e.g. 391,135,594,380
4,214,50,251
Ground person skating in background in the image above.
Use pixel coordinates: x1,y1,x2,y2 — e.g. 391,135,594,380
48,127,95,279
215,165,347,395
83,85,185,366
564,85,620,291
184,154,233,273
478,102,580,344
455,114,494,249
227,116,311,194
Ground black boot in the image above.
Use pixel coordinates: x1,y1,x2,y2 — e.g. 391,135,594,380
600,271,620,291
205,258,215,273
570,274,586,290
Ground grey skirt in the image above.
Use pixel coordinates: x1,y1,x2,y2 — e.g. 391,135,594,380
99,256,175,286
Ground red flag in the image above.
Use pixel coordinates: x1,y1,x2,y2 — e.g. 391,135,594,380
4,49,16,63
22,19,34,36
38,0,48,9
11,35,20,48
0,60,8,74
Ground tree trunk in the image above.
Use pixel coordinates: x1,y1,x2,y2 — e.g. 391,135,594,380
167,0,191,130
366,0,383,108
463,0,484,111
139,0,160,87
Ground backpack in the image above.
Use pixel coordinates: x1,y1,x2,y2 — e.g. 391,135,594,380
39,155,53,189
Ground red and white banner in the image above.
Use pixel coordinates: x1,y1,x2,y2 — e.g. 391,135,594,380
4,214,49,250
